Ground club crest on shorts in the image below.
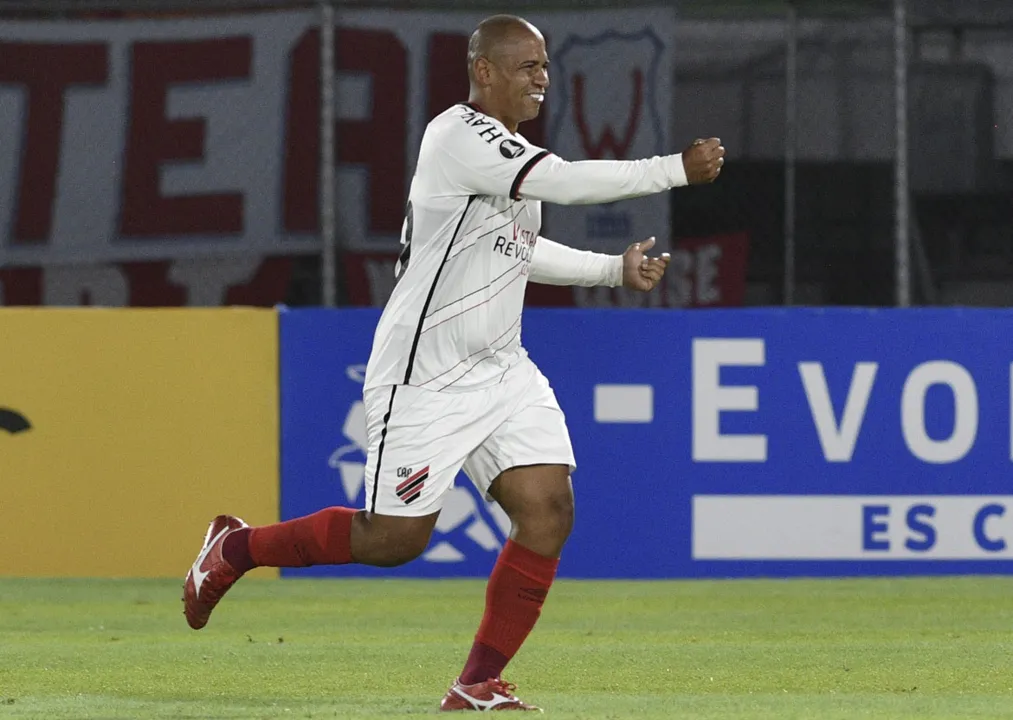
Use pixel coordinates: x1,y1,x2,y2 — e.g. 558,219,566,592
396,465,429,505
328,364,510,566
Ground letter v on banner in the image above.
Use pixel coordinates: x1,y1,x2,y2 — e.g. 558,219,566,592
543,10,675,254
798,362,878,462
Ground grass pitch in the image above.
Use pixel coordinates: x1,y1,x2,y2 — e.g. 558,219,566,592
1,576,1012,719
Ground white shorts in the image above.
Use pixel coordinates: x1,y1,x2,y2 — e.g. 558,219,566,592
362,358,576,517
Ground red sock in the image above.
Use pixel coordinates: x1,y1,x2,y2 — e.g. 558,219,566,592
459,539,559,685
222,507,357,571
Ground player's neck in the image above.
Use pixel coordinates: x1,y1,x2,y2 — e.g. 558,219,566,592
466,94,518,134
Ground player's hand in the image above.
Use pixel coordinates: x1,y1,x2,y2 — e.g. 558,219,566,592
682,137,725,184
622,237,670,292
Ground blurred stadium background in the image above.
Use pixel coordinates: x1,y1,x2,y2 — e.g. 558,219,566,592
2,0,1012,309
3,1,1013,718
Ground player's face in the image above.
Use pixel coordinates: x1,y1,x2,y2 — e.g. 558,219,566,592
490,34,549,129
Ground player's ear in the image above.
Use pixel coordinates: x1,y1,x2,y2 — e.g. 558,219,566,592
473,56,493,86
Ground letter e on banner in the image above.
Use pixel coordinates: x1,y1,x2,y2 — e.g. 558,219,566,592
692,338,767,462
120,38,251,237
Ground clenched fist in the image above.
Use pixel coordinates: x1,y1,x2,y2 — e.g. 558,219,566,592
682,138,725,184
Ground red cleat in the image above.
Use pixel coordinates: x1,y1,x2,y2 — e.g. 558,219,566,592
440,677,542,712
182,514,248,630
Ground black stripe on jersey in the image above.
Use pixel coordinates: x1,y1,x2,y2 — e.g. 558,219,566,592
418,316,522,389
427,258,524,318
510,150,550,201
369,385,398,514
403,196,477,385
421,263,527,336
438,325,521,391
475,202,526,240
484,204,515,222
445,203,525,266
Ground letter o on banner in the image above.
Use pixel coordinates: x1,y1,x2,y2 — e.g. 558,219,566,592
901,361,978,464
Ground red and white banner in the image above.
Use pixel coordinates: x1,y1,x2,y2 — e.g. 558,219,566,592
344,233,750,309
0,7,676,305
0,10,323,305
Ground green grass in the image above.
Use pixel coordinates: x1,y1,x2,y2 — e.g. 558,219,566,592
1,576,1012,718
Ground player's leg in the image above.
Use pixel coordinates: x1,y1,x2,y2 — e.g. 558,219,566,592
441,365,574,711
183,383,496,630
182,509,438,630
219,383,452,573
488,463,573,555
449,466,572,689
227,509,440,570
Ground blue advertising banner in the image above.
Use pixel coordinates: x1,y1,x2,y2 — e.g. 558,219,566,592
280,308,513,578
280,307,1013,578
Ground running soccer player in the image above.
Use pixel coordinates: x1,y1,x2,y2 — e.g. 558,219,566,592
184,13,724,712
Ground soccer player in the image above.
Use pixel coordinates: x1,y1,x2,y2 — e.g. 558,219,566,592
183,13,724,712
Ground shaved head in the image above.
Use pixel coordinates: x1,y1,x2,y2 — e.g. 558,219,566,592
467,14,543,84
466,14,549,132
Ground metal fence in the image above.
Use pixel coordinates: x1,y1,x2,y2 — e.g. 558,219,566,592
672,0,1013,308
0,0,1011,308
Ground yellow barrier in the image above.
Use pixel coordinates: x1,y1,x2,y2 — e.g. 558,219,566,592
0,309,279,578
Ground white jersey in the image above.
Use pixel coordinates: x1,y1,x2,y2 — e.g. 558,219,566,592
364,103,549,393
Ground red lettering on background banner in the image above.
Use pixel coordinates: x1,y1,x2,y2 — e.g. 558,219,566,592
426,33,469,121
0,268,43,304
224,257,293,305
672,234,749,307
284,28,407,235
0,20,615,308
119,38,251,237
0,260,292,307
0,42,108,243
120,262,188,306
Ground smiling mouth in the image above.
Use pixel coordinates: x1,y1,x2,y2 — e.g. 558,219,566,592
528,93,545,103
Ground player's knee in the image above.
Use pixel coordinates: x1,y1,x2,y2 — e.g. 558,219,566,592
353,514,433,567
371,530,430,567
518,486,574,543
544,489,575,541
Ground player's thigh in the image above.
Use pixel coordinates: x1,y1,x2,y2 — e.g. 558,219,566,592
486,463,573,528
462,365,576,502
363,384,498,518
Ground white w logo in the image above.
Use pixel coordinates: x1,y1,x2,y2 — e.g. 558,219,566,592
573,69,643,159
548,29,664,161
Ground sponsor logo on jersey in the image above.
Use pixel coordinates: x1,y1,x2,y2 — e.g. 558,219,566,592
493,225,537,262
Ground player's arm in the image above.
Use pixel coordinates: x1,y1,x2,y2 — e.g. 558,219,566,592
437,108,722,203
528,236,624,287
517,138,724,205
529,236,670,293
